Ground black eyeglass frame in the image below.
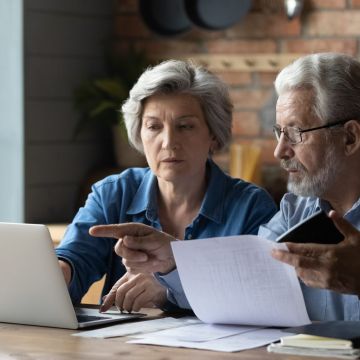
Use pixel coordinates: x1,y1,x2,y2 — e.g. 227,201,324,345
273,119,352,145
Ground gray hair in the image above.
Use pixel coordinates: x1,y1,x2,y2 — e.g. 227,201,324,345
122,59,233,153
275,53,360,124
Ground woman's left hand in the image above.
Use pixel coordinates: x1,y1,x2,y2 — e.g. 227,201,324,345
100,272,167,313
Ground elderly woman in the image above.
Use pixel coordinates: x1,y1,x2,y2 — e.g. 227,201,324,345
56,60,277,312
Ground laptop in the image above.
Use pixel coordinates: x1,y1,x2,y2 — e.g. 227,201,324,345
0,222,145,329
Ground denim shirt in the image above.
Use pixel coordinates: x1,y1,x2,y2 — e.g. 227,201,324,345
56,160,277,305
259,193,360,321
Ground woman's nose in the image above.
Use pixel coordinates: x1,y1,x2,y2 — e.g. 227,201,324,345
162,127,178,150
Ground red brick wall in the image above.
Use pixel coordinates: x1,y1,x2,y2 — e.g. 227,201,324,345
113,0,359,200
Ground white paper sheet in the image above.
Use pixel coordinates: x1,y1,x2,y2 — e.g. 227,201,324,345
128,327,291,352
130,323,259,342
171,235,310,327
72,317,200,338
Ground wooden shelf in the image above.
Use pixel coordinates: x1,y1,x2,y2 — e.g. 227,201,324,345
155,53,304,72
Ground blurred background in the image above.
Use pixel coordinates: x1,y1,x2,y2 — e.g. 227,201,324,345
1,0,358,224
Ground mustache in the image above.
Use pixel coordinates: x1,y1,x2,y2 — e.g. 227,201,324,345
280,159,305,171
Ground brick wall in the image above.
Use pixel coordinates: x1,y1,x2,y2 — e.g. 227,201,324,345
113,0,360,202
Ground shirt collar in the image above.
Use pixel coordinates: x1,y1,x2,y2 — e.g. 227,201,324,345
316,196,360,218
126,159,227,224
198,159,227,224
126,169,158,221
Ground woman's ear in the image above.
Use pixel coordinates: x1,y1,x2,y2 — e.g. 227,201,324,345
209,135,219,154
343,120,360,155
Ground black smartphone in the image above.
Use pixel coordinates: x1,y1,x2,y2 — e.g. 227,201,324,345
277,210,344,244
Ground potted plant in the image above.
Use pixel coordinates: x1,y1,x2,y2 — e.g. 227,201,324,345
74,48,150,168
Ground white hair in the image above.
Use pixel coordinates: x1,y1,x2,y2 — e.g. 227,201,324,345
122,60,233,153
275,53,360,124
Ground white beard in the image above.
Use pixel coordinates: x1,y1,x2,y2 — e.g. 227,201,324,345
281,145,342,198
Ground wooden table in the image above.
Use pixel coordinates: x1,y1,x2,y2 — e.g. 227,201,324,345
0,309,323,360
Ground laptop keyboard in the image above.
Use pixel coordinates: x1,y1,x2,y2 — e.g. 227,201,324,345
76,314,110,323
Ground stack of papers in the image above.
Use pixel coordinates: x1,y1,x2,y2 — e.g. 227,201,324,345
73,317,200,338
268,334,360,359
129,235,311,352
129,324,291,352
74,316,291,352
76,235,311,352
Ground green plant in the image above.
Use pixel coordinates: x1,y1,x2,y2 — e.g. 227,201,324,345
74,49,150,139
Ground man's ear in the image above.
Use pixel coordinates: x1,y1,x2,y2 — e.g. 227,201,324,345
344,120,360,155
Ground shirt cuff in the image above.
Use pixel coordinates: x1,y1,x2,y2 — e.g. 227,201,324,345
154,270,191,309
57,256,75,284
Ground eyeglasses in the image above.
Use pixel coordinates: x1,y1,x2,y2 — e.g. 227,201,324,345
273,119,351,145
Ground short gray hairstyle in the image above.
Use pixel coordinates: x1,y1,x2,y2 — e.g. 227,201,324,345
122,59,233,153
275,53,360,124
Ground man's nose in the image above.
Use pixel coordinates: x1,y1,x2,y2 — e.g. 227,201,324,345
274,134,294,160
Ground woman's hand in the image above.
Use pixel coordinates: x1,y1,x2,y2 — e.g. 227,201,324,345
58,260,72,286
100,272,167,313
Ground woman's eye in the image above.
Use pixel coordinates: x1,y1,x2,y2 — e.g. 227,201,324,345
178,124,194,130
147,124,161,130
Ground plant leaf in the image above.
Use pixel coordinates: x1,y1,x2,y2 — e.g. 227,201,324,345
89,100,117,118
94,79,127,99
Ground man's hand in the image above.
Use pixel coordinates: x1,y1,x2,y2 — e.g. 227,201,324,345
100,272,167,313
89,223,176,274
272,211,360,295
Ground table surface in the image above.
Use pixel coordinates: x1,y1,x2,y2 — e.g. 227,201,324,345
0,308,323,360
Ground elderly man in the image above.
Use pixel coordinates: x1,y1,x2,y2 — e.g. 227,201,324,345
257,52,360,321
91,53,360,320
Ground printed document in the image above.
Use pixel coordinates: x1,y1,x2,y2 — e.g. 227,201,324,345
171,235,310,327
73,317,200,338
129,326,293,352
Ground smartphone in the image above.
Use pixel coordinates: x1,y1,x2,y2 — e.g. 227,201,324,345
277,210,344,244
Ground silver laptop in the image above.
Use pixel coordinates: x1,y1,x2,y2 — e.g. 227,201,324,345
0,222,144,329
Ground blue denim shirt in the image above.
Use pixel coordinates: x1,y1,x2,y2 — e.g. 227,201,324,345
259,193,360,321
56,160,277,305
